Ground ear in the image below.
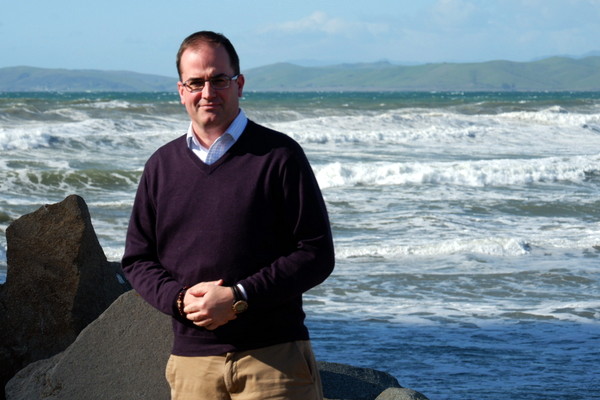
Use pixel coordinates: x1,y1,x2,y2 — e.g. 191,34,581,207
177,81,186,104
236,74,245,97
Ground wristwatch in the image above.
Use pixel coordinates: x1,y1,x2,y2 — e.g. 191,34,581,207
231,285,248,314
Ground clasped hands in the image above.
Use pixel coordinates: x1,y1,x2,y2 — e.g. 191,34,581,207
183,279,236,330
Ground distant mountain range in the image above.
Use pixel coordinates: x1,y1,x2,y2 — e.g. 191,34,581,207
0,67,177,92
2,56,600,92
245,57,600,91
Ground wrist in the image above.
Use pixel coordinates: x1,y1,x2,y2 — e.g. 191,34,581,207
176,287,188,317
231,285,248,314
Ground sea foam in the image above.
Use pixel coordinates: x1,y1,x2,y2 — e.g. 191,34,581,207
334,236,531,259
314,154,600,189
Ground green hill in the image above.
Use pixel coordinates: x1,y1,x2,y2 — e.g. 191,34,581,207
1,57,600,92
0,66,177,92
243,57,600,91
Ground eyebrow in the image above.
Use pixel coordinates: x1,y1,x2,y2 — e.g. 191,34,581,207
185,73,230,82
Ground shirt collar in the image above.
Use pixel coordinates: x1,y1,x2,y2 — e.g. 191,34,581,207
186,109,248,151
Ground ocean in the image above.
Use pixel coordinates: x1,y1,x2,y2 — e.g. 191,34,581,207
1,91,599,399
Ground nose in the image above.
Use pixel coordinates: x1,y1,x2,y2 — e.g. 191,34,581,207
201,81,217,98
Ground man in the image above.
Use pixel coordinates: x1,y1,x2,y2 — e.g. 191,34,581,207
121,31,335,400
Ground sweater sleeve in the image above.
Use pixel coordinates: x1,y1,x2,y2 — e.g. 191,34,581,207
121,169,182,317
237,143,335,308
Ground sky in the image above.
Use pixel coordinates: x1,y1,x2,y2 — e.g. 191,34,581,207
2,0,600,78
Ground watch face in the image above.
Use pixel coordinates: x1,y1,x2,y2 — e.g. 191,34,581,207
233,300,248,313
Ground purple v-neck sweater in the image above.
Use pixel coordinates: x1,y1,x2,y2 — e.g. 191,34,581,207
122,120,335,356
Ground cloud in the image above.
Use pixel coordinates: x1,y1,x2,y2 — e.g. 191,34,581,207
260,11,389,36
429,0,480,28
240,1,600,68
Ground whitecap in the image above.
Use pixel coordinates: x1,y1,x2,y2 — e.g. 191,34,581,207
0,128,54,151
314,154,600,189
334,236,531,259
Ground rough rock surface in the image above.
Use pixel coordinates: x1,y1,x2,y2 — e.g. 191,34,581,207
375,387,430,400
6,290,429,400
319,361,402,400
0,195,130,398
5,291,170,400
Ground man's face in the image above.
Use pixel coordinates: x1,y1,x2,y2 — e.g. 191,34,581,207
177,43,245,138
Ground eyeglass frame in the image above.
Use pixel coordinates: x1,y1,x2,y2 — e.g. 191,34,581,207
180,74,240,93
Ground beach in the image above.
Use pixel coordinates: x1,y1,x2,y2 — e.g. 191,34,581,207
1,91,599,399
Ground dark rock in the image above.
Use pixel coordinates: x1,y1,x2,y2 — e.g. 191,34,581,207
7,290,429,400
319,361,402,400
6,290,170,400
0,195,130,398
376,387,430,400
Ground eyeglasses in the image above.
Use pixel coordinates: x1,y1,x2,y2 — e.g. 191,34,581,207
180,74,240,92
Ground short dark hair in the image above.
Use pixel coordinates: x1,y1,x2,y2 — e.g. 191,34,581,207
176,31,240,80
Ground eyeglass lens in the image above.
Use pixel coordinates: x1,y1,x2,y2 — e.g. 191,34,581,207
184,75,236,91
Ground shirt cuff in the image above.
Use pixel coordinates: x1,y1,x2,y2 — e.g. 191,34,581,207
236,283,248,300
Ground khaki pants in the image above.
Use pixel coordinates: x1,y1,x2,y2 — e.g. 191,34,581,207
165,341,323,400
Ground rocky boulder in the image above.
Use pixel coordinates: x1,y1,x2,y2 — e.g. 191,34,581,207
320,362,429,400
6,290,429,400
0,195,130,397
5,291,169,400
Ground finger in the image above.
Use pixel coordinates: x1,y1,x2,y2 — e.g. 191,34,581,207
187,287,207,297
183,304,201,314
183,304,198,314
188,279,224,296
194,318,213,327
185,309,206,320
